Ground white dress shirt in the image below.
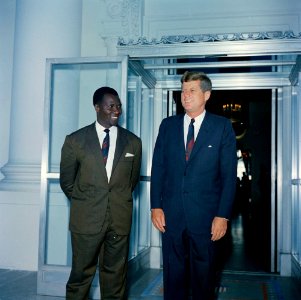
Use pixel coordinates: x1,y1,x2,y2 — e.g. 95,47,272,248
183,111,206,147
96,121,117,182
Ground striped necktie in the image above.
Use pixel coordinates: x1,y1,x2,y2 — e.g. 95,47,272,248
101,129,110,165
185,118,195,161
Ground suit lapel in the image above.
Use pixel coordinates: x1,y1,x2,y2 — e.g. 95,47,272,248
189,112,212,162
175,115,186,164
86,123,108,179
111,127,127,176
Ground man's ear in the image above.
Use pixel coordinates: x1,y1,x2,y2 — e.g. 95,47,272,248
204,91,211,102
94,104,99,112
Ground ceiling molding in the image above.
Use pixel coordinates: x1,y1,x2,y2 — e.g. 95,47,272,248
118,31,301,46
117,31,301,59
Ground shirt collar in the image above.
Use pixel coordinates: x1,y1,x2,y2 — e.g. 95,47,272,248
95,121,117,134
184,110,206,125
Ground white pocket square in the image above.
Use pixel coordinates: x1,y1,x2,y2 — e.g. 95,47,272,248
125,153,135,157
208,145,213,148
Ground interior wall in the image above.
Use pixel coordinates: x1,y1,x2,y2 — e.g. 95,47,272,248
143,0,301,38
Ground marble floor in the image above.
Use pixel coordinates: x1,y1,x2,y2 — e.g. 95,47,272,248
0,267,301,300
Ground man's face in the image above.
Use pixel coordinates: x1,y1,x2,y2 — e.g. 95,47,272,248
95,94,122,128
181,80,211,118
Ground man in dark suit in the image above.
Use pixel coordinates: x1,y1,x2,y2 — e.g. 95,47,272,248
60,86,142,300
151,71,237,300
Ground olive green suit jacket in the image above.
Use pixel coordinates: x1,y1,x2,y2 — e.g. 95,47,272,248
60,122,142,235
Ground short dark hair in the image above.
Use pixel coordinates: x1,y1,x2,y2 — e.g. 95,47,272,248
181,71,212,92
93,86,119,105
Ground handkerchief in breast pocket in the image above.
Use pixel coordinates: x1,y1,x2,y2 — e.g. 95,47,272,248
125,152,135,157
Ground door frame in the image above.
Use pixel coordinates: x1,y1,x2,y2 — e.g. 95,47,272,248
117,35,301,275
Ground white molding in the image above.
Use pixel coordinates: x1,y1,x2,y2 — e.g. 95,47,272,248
155,72,291,90
102,0,143,39
290,55,301,85
118,38,301,58
0,162,41,191
105,0,123,18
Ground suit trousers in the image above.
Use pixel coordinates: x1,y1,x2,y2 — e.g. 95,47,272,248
162,228,216,300
66,208,130,300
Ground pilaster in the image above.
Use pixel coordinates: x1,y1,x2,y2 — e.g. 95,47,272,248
0,0,82,271
0,0,82,191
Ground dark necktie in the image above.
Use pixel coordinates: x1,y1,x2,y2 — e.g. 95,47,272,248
185,118,195,161
101,129,110,165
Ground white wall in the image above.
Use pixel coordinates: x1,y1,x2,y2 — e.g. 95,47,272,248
143,0,301,38
81,0,108,56
0,192,40,270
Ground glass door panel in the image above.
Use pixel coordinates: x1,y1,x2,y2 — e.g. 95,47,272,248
127,69,154,260
38,57,129,298
291,85,301,270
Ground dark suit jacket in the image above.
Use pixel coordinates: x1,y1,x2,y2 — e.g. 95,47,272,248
151,112,237,234
60,122,142,235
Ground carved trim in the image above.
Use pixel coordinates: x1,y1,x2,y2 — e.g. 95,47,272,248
120,0,141,38
289,55,301,85
118,31,301,46
121,0,129,36
105,0,123,18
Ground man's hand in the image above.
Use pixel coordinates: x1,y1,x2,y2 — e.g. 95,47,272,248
211,217,228,241
151,208,166,233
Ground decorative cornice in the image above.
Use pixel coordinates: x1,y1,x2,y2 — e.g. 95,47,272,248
118,31,301,46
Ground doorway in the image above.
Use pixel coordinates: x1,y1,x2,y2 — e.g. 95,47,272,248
211,89,272,273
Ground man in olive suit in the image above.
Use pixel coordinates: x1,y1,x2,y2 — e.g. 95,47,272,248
60,86,142,300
